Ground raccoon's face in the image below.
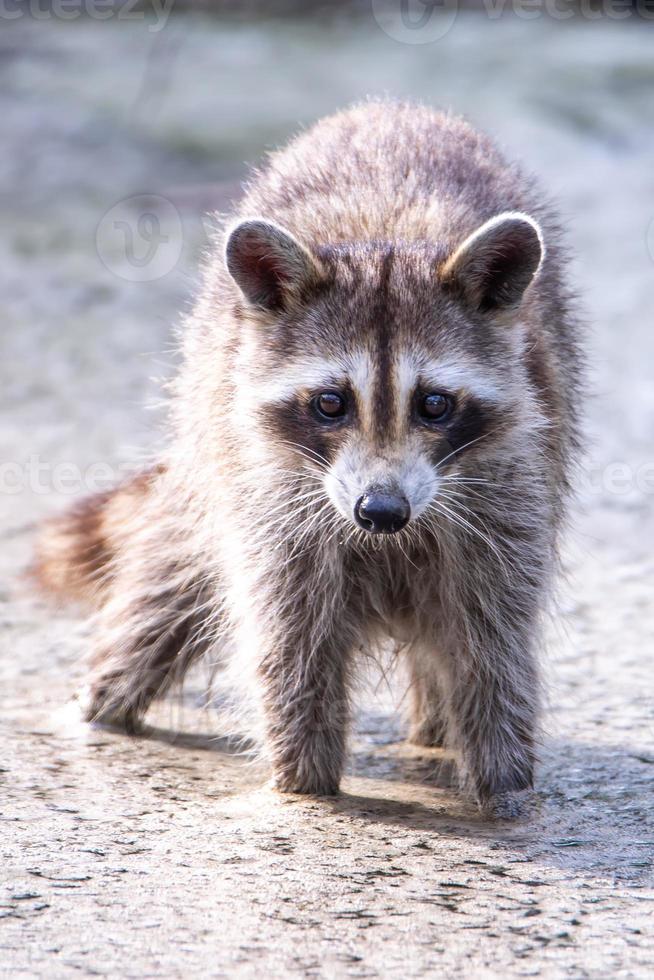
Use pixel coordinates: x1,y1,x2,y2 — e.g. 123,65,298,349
225,214,544,536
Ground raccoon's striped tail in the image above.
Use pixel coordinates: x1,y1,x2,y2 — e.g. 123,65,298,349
32,463,165,607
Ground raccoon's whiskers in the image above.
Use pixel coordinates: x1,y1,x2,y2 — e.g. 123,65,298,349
264,496,340,567
425,498,512,577
282,508,346,568
434,430,497,472
393,532,419,571
437,476,520,517
285,500,335,552
436,491,520,562
278,440,331,472
257,487,326,524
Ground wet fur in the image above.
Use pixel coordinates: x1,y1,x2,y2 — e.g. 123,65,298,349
34,101,583,815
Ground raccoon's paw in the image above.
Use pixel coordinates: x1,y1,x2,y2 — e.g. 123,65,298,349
76,684,144,735
270,768,340,798
478,789,533,821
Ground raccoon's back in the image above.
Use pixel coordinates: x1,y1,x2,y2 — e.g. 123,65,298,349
240,100,548,253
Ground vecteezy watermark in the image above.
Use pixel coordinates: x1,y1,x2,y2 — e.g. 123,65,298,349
371,0,459,44
371,0,654,43
0,0,174,32
647,216,654,266
96,194,183,283
579,460,654,498
0,457,143,497
4,454,654,498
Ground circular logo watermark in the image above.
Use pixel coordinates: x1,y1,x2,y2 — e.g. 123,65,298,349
371,0,459,44
647,216,654,266
96,194,183,282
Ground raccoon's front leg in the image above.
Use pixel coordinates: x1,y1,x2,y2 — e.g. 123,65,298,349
433,536,544,819
442,622,539,819
256,627,353,796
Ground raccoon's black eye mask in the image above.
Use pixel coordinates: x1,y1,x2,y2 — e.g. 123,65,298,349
309,388,457,429
312,391,347,421
415,392,455,424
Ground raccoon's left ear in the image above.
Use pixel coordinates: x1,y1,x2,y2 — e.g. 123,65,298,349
440,212,544,314
225,219,326,313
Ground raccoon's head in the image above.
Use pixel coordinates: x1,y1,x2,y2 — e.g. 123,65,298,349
224,214,545,538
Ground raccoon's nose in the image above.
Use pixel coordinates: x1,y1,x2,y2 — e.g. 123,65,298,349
354,492,410,534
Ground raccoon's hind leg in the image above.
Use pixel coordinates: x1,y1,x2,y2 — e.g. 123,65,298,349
82,555,215,732
80,509,217,732
405,645,448,748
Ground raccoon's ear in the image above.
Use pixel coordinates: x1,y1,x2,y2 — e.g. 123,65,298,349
440,212,544,314
224,219,325,313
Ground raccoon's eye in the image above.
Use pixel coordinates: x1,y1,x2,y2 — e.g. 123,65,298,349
312,391,347,421
417,392,455,423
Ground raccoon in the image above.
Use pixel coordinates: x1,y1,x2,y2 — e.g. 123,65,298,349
35,101,583,815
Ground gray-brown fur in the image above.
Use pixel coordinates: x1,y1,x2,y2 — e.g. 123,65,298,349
32,464,164,606
35,101,583,815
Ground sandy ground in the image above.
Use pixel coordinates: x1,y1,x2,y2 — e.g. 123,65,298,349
2,11,653,978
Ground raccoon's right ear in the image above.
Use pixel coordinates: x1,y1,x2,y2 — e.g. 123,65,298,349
224,219,326,313
440,212,545,314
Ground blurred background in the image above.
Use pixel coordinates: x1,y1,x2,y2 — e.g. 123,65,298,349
3,1,653,507
2,5,653,977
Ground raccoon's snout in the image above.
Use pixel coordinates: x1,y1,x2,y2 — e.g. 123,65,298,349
354,492,410,535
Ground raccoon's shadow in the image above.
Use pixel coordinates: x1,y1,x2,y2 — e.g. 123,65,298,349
129,684,255,755
332,734,654,864
122,704,653,863
130,724,244,755
350,710,459,791
351,739,459,790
